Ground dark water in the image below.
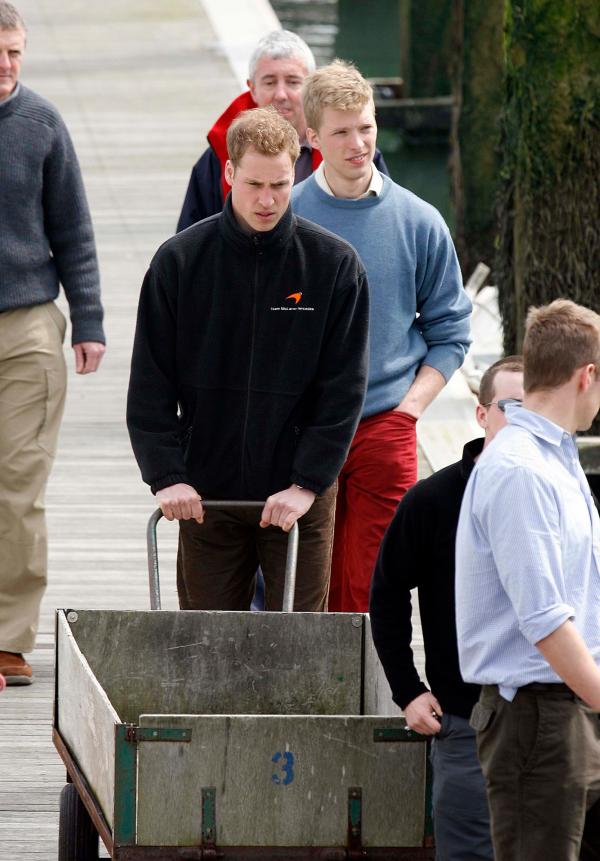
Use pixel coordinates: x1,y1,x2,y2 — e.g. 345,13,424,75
270,0,338,68
270,0,452,224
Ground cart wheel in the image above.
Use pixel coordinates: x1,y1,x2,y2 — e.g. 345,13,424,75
58,783,99,861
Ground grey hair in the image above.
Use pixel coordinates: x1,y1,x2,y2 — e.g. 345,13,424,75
248,30,315,81
0,1,26,31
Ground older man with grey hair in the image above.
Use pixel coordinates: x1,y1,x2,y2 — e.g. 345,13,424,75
177,29,387,230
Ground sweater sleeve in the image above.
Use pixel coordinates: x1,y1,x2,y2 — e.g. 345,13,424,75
369,486,430,709
126,256,189,493
415,220,471,381
290,257,369,494
177,148,224,232
43,116,104,345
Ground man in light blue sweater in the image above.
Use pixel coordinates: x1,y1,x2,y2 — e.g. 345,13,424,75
292,60,471,613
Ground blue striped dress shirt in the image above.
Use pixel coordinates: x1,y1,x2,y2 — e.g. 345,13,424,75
455,406,600,701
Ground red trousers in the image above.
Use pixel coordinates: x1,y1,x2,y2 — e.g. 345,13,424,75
329,409,418,612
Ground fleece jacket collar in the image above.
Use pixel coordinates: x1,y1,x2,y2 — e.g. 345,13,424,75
218,194,296,252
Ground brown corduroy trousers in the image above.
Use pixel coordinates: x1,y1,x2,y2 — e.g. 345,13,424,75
177,483,337,612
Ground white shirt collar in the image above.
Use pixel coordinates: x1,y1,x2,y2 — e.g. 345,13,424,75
314,161,383,198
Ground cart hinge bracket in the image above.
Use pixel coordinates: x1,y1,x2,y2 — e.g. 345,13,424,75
373,725,424,742
347,786,366,858
126,726,192,743
201,786,221,857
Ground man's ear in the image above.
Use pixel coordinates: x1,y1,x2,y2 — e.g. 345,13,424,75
475,403,488,431
577,363,596,391
247,78,256,100
224,160,235,188
306,127,321,151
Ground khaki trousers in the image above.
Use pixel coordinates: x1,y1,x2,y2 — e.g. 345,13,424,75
177,483,337,611
0,303,67,652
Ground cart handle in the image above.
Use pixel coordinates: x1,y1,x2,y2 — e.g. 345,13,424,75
147,502,299,613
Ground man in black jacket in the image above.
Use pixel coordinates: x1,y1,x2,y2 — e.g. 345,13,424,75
370,356,524,861
128,107,369,612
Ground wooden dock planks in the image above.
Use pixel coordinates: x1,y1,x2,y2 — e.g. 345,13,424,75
0,3,428,859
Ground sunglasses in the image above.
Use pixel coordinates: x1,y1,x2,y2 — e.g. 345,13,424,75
481,398,523,413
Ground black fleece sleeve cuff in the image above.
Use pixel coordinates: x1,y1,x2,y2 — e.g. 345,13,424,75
393,680,430,711
290,473,330,496
150,474,189,494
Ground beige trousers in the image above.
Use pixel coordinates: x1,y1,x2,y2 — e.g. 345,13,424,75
0,302,67,653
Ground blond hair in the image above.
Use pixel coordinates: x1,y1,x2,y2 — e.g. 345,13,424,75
226,106,300,167
524,299,600,393
302,59,375,132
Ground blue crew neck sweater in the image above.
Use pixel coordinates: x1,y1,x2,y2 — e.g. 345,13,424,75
0,84,104,344
292,174,471,417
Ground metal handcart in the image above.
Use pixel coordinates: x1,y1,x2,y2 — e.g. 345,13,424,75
53,502,434,859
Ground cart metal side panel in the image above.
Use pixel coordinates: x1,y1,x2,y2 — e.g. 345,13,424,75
56,610,119,828
66,610,363,721
363,615,402,717
136,715,426,848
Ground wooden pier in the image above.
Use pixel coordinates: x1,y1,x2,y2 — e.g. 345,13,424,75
0,2,433,858
0,2,235,857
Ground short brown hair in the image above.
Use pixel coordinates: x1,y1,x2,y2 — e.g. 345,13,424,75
478,355,524,405
226,106,300,167
0,1,26,31
302,59,375,132
524,299,600,393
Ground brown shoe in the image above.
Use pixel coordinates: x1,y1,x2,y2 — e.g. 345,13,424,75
0,651,33,685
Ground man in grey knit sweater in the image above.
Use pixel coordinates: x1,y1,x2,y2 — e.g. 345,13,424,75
0,2,105,684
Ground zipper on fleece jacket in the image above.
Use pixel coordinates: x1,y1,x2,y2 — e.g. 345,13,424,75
239,238,261,493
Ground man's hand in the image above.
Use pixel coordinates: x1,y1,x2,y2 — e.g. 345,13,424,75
73,341,105,374
404,691,443,735
155,483,204,523
260,485,316,532
395,365,446,420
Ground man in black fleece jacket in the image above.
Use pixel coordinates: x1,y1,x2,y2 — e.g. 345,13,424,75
370,356,524,861
128,107,369,612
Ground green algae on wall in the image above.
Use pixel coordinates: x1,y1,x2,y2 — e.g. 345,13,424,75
496,0,600,352
450,0,505,276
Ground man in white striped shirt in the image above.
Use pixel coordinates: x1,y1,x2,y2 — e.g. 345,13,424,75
456,299,600,861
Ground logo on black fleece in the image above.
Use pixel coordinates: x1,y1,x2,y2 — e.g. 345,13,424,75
270,291,315,312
